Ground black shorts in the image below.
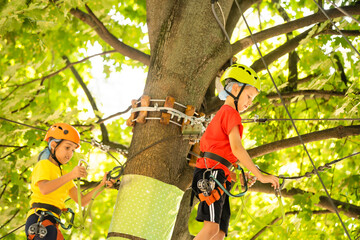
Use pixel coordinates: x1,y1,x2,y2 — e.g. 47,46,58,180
191,167,232,235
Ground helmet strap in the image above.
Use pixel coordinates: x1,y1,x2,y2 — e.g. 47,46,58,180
49,140,64,174
225,84,246,112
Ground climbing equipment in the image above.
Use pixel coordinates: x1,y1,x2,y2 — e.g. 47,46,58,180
44,123,80,147
76,159,89,227
126,95,208,143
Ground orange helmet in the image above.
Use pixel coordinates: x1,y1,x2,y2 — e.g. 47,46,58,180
44,123,80,148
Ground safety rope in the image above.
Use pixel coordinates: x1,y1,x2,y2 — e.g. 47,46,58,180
312,0,360,57
234,1,352,238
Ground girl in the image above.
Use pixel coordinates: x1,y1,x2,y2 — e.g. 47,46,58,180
25,123,115,240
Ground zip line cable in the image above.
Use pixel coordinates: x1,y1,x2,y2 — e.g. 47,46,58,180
324,0,360,25
241,117,360,123
312,0,360,57
211,1,233,65
259,151,360,180
234,1,352,238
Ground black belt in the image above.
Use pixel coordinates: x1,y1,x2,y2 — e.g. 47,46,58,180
202,152,234,169
31,203,62,216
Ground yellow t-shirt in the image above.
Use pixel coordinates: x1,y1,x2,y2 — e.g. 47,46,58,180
27,159,75,217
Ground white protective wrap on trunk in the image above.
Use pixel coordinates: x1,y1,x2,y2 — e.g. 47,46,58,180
108,174,184,240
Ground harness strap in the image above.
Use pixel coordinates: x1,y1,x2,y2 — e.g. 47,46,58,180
31,203,62,216
202,152,237,169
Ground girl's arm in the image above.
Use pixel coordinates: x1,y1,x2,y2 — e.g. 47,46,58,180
69,173,115,207
229,125,279,189
37,165,87,195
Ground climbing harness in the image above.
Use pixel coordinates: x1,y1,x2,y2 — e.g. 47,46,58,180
28,205,75,239
193,152,248,207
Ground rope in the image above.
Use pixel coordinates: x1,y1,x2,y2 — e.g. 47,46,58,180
234,1,352,238
312,0,360,57
0,224,25,239
259,152,360,180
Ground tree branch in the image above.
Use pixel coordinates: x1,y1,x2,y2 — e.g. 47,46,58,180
248,125,360,158
251,29,311,72
70,5,150,66
266,90,345,100
250,210,331,240
204,89,345,115
231,5,360,56
63,56,109,143
249,182,360,219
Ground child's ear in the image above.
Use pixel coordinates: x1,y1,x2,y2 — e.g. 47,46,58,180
50,140,58,149
232,83,239,93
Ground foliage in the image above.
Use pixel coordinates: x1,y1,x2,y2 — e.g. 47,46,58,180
0,0,359,239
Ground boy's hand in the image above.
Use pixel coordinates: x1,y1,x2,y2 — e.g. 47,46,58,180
71,165,87,179
230,172,257,187
258,174,279,189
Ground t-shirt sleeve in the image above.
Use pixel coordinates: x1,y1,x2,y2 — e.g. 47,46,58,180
32,160,53,186
222,109,243,136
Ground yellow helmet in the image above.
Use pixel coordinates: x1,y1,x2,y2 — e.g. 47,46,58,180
220,64,260,91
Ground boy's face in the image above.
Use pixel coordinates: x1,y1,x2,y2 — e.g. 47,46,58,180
52,140,77,165
232,84,259,112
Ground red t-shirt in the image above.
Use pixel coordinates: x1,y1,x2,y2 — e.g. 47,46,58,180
196,105,243,180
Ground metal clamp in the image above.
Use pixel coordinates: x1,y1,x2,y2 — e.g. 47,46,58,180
275,175,286,197
28,211,48,238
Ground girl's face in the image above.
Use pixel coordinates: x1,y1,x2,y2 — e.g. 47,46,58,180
53,140,77,165
232,85,259,112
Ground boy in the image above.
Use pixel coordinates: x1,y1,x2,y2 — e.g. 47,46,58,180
192,64,279,240
25,123,115,240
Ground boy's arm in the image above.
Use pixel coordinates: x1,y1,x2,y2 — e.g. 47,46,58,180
229,125,279,189
37,165,87,195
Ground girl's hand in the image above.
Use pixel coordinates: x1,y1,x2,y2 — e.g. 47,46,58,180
71,165,87,179
258,174,279,189
101,172,117,188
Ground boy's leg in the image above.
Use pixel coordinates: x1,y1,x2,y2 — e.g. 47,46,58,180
194,221,220,240
192,168,228,239
210,230,226,240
